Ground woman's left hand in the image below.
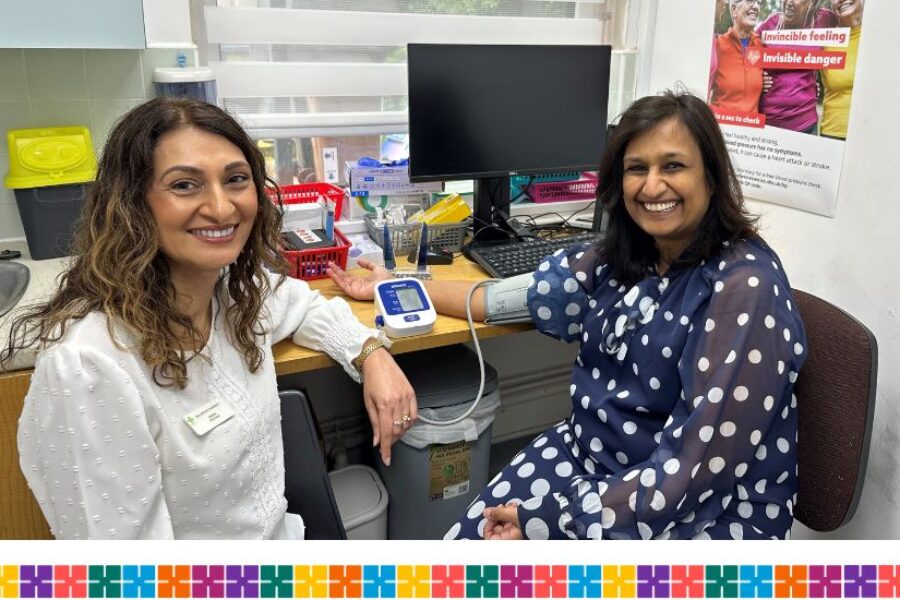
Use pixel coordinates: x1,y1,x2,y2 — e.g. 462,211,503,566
327,259,392,301
483,503,523,540
360,348,418,466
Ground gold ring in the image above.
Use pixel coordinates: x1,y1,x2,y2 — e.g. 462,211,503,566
393,420,403,427
401,415,411,422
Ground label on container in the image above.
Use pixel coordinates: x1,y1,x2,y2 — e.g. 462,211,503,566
428,441,472,501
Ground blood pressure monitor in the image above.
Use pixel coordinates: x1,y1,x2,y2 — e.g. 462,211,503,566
374,278,437,338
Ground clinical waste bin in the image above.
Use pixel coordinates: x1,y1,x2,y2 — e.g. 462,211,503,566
4,126,96,259
376,344,500,539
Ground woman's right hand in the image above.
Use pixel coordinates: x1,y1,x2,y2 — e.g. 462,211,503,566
327,259,392,301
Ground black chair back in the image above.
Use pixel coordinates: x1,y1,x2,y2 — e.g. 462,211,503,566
279,389,347,539
792,290,877,532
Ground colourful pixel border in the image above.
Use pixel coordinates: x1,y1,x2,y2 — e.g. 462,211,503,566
0,564,898,598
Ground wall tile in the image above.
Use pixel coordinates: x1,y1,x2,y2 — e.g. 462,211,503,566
25,49,88,100
31,101,92,130
0,102,34,154
90,98,144,151
0,201,26,241
85,50,145,99
0,156,25,240
0,49,29,101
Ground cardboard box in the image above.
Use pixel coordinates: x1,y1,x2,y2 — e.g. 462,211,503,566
281,201,324,232
345,233,386,269
346,192,430,219
345,162,443,197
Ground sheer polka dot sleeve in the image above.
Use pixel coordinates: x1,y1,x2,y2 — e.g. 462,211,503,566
527,244,597,342
517,255,807,540
17,345,174,539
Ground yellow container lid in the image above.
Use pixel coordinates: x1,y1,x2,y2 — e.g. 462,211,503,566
4,126,97,189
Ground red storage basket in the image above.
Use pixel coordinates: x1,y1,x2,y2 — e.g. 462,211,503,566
282,227,350,281
266,182,345,220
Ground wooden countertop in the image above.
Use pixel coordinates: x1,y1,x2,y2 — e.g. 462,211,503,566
273,260,533,375
1,258,533,382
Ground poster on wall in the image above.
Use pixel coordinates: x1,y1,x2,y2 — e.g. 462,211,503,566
707,0,865,217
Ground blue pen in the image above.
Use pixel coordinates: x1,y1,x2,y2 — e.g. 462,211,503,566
416,222,429,272
324,201,335,243
382,222,396,271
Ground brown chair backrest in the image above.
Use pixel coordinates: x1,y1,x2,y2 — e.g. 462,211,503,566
0,371,52,539
792,289,877,532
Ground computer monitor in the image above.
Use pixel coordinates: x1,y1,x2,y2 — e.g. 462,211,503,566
407,43,611,242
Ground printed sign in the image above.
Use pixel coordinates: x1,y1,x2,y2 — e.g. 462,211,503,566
707,0,866,216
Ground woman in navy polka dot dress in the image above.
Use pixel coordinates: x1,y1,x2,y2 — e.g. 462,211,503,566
329,91,806,540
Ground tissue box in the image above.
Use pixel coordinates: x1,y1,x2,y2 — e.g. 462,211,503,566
345,162,443,197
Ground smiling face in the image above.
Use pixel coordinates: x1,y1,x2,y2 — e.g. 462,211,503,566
730,0,760,31
622,117,712,264
782,0,812,27
146,126,259,281
831,0,863,24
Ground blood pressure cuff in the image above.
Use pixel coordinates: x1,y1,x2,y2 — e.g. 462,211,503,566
483,273,534,325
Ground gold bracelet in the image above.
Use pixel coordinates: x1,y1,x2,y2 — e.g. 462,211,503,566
353,338,385,371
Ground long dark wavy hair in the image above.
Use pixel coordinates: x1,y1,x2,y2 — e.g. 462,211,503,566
2,97,288,388
597,90,759,286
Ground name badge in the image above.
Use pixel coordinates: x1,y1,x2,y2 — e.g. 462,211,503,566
184,400,235,436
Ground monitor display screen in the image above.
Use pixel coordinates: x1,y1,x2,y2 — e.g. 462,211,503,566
407,44,611,183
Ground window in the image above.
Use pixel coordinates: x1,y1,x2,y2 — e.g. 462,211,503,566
202,0,642,188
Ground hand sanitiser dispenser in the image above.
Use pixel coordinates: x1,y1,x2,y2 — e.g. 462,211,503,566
374,278,436,337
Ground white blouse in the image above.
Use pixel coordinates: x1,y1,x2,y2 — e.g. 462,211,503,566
17,273,387,539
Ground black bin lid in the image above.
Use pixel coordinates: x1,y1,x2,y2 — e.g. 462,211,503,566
392,344,498,410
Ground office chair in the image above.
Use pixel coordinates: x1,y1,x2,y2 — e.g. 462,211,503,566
279,388,348,539
792,290,878,532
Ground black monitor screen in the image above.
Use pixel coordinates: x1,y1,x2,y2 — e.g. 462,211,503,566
407,44,612,182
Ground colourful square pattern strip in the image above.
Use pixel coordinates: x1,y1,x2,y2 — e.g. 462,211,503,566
0,564,894,598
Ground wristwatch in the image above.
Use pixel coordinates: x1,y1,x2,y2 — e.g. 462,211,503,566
353,337,386,371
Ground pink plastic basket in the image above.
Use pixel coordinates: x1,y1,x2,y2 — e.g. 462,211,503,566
529,176,598,203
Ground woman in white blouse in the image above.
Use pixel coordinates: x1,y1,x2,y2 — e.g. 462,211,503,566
2,97,416,539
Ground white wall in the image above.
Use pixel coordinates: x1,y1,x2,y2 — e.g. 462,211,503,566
646,0,900,539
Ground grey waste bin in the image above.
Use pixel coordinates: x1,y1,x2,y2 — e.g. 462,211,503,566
376,344,499,540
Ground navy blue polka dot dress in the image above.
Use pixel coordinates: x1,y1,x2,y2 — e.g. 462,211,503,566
446,237,807,540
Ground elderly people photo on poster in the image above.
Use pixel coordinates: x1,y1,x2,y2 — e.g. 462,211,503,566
707,0,866,216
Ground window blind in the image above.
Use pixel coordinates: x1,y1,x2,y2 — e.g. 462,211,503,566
203,0,641,138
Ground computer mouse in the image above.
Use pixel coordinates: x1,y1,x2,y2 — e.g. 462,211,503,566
407,247,454,265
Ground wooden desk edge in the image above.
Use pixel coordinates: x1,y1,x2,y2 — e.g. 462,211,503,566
273,321,532,376
2,261,533,382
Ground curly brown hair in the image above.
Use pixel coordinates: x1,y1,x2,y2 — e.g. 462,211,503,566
2,97,288,388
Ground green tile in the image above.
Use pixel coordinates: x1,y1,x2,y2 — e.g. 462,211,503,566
90,98,144,150
0,49,29,101
0,102,34,151
141,48,196,98
85,50,144,99
31,100,92,129
24,49,88,100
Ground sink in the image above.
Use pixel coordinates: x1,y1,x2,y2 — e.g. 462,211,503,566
0,262,29,317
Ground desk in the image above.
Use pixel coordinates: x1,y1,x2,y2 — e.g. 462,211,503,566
273,260,533,375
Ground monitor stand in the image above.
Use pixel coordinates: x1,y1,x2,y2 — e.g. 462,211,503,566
463,176,532,261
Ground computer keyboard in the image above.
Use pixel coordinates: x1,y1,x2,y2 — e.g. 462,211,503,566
468,231,603,278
